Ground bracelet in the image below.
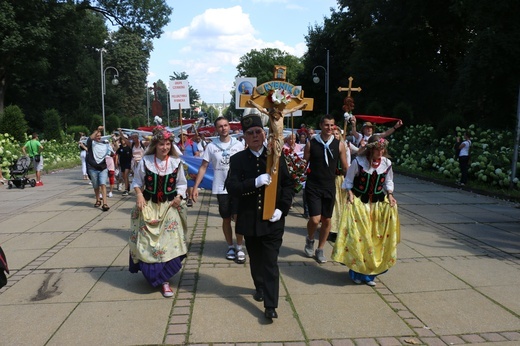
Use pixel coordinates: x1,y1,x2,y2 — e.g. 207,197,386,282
393,126,397,130
136,191,143,196
387,192,394,196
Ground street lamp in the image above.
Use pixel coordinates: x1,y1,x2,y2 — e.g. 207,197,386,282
311,49,330,114
100,49,119,135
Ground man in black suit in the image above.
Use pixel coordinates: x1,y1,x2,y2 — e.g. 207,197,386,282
226,114,295,320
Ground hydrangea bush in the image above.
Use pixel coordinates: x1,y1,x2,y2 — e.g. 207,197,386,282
390,124,519,189
0,133,81,179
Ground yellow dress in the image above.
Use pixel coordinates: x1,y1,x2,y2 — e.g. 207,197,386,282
330,175,347,234
331,196,400,275
331,156,400,280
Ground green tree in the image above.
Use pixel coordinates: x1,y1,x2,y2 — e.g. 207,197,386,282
0,0,172,119
0,105,29,142
233,48,303,119
43,108,63,142
105,114,120,134
105,29,151,119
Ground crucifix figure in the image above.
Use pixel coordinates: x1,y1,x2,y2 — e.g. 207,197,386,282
338,76,362,134
247,99,307,174
149,82,163,118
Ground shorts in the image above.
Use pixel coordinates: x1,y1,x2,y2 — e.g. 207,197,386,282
120,161,131,171
216,194,234,219
305,184,336,219
88,166,108,189
32,156,44,171
108,170,115,185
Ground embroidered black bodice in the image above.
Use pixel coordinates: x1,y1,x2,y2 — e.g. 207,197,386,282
143,165,178,203
352,163,390,203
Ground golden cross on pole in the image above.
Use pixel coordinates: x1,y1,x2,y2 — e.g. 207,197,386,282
337,76,362,96
338,76,362,135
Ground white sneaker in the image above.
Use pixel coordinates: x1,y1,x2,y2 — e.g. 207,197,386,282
108,192,113,198
366,280,376,287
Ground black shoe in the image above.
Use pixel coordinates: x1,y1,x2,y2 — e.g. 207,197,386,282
253,290,264,302
264,308,278,319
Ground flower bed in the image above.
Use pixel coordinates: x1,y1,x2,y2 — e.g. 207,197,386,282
390,124,519,189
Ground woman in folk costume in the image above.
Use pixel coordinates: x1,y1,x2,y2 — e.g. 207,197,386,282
129,126,188,298
332,135,400,287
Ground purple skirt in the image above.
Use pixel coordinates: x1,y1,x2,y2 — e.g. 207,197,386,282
129,254,186,287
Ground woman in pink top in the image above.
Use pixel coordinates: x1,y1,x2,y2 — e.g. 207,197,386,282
283,133,303,153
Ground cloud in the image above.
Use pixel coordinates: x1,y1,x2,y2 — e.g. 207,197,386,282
161,5,307,102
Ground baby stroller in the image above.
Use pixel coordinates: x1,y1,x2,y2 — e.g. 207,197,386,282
7,156,36,189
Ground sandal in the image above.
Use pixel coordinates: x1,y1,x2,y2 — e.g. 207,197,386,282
102,204,110,211
94,200,102,207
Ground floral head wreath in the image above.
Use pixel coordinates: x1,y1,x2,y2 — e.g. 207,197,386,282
365,137,388,150
152,126,173,141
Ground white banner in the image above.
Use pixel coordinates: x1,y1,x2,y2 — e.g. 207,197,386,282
169,80,191,109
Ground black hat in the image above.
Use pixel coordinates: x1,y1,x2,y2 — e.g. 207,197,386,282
241,114,263,133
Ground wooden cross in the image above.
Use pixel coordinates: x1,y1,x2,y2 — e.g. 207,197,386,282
239,67,314,219
338,76,362,135
337,76,362,96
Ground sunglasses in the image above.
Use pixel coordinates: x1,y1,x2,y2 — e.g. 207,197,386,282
245,129,263,136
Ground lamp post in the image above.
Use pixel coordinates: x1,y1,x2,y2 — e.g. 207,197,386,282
100,49,119,136
312,49,330,114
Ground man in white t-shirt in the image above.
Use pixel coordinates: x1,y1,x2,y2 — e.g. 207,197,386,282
191,116,246,262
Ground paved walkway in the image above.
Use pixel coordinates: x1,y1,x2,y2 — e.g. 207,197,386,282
0,167,519,346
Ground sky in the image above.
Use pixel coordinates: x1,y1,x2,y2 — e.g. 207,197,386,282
147,0,339,105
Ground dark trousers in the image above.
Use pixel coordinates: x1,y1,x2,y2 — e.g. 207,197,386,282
459,155,470,184
244,226,284,309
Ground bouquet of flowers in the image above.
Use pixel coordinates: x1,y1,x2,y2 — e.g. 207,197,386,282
269,88,292,105
283,148,308,193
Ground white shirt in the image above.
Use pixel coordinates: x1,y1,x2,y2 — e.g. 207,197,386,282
202,137,245,194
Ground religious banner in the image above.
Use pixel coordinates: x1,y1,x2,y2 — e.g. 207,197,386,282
235,77,257,110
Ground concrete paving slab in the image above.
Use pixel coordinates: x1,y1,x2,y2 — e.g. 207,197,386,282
67,229,128,248
447,223,520,254
0,303,77,345
432,257,520,287
380,261,470,293
39,246,124,269
394,242,424,259
189,297,304,343
85,270,164,301
397,289,520,335
46,300,171,345
0,211,61,233
477,285,520,316
401,224,487,257
196,266,264,298
89,218,131,231
2,232,71,250
6,248,47,270
418,211,477,224
292,293,412,339
280,265,354,294
0,271,103,304
112,245,130,266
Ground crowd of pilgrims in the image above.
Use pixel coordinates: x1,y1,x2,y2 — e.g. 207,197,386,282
78,112,402,317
